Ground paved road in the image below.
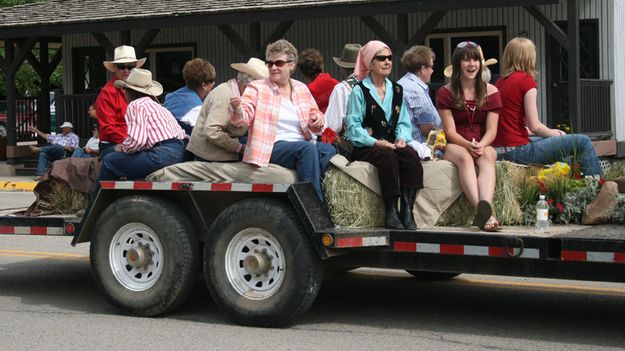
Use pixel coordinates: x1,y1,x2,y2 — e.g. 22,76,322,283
2,192,625,350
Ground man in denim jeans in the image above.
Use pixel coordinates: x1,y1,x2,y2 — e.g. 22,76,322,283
29,121,79,178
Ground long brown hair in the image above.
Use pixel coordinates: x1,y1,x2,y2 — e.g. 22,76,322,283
450,44,487,109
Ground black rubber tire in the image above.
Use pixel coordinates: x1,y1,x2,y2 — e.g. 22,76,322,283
90,196,199,317
204,198,323,327
405,270,461,280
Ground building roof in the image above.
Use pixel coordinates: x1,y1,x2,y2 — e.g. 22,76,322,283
0,0,559,38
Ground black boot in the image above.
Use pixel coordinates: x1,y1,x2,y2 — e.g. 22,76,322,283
385,198,404,229
399,188,417,230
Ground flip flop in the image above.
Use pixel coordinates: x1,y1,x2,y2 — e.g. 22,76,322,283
472,200,492,231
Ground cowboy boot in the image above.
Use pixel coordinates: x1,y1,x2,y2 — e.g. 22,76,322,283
385,198,404,229
399,188,417,230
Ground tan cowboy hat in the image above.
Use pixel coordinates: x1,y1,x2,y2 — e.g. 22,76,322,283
443,46,497,78
231,57,269,80
114,68,163,97
103,45,147,72
333,43,362,69
59,121,73,129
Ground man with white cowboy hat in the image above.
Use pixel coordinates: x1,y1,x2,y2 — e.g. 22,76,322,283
28,121,79,178
98,68,186,181
95,45,147,159
324,43,362,133
187,57,269,161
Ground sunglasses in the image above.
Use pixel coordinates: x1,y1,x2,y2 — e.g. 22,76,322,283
265,60,292,68
116,64,136,70
373,55,393,62
456,41,479,49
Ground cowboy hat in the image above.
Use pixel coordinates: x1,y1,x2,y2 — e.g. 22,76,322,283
443,45,497,78
333,43,362,69
59,121,73,129
230,57,269,80
114,68,163,97
103,45,147,72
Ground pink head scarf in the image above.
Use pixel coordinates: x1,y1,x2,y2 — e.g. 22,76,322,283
353,40,391,80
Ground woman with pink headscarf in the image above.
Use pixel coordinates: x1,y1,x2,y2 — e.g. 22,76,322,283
344,40,423,230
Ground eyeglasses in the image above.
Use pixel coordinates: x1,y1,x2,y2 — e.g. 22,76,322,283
373,55,393,62
265,60,292,68
116,64,136,70
456,41,479,49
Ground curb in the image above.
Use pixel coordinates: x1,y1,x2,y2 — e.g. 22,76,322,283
0,181,37,192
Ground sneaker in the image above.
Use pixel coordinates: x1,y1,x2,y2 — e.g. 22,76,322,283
29,145,40,153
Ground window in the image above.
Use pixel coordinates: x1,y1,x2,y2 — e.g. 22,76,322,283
426,30,504,84
143,46,195,94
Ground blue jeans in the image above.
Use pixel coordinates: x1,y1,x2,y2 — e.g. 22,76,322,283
497,134,603,176
270,141,336,200
37,144,66,175
71,148,95,158
98,139,185,181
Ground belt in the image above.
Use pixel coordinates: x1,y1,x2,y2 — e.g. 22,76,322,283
494,145,521,155
153,138,183,147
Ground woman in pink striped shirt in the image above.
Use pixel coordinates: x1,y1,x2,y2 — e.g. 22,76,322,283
98,68,186,181
230,39,336,200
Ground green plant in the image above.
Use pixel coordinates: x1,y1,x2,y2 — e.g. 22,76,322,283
559,176,603,224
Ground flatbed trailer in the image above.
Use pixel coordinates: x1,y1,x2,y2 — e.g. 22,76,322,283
1,180,624,326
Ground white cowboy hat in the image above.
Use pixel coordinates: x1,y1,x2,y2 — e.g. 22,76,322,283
443,46,497,78
59,121,73,129
333,43,362,69
103,45,147,72
114,68,163,97
230,57,269,80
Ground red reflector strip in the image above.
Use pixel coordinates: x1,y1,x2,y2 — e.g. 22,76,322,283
615,253,625,263
30,226,47,235
99,181,115,189
133,181,153,190
335,237,363,248
392,242,539,259
0,226,15,234
561,250,587,262
211,183,232,191
251,184,274,192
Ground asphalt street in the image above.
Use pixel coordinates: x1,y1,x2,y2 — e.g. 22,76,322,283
1,192,625,350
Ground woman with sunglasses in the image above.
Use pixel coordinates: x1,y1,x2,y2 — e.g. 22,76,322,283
344,40,423,230
436,41,502,231
230,39,336,201
494,37,603,176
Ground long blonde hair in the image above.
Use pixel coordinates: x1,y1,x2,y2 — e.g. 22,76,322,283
501,37,537,79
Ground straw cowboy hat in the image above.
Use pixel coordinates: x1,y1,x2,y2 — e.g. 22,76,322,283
230,57,269,80
103,45,147,72
443,45,497,78
333,43,362,69
114,68,163,97
59,121,73,129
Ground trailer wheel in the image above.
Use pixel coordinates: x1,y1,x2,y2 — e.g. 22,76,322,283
205,198,322,327
405,270,460,280
90,196,199,317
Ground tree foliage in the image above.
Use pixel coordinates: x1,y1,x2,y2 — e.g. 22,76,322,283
0,48,63,97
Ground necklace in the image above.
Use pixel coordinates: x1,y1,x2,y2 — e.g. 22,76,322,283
465,101,477,131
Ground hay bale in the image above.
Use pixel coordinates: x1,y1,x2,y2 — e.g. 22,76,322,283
323,166,384,227
437,161,526,226
34,178,88,215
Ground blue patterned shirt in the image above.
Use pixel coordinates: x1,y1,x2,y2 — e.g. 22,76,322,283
397,72,441,143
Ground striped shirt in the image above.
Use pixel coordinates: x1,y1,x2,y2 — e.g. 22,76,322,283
48,132,79,149
397,72,441,143
121,97,186,153
231,78,323,167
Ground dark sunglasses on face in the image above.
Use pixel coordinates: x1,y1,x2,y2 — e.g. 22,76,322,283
265,60,292,68
373,55,393,62
116,64,136,70
456,41,479,49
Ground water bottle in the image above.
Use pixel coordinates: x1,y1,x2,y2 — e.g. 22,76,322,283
536,195,550,230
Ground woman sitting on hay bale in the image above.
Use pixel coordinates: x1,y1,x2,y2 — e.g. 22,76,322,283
494,37,603,177
436,41,502,232
344,40,423,230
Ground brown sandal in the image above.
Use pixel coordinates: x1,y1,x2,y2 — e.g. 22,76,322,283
483,216,501,232
472,200,492,230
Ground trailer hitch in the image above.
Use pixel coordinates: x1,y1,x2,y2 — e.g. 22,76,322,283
503,237,524,258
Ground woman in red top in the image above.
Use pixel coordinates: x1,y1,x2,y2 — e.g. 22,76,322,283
494,37,602,176
436,42,502,231
298,48,339,113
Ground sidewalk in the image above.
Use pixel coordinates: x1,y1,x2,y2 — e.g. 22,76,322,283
0,176,37,192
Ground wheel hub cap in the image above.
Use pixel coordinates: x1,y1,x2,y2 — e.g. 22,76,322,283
126,243,152,268
243,251,271,275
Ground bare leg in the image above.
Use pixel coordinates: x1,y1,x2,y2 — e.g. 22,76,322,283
475,146,497,204
444,143,479,208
